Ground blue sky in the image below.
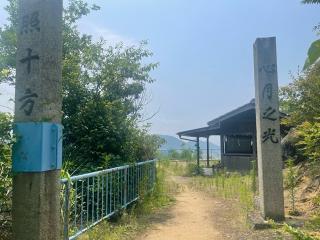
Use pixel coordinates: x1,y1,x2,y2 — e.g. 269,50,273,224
0,0,319,143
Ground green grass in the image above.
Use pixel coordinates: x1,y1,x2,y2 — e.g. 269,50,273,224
162,160,205,177
78,160,178,240
283,224,320,240
189,170,320,240
190,171,254,221
198,159,220,167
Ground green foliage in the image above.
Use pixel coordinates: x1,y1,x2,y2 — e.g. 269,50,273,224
136,161,176,213
280,64,320,126
0,112,13,240
161,148,195,161
280,64,320,165
285,159,299,215
180,148,194,161
60,3,160,172
79,218,139,240
168,160,186,176
250,160,257,194
168,149,180,159
185,162,204,176
0,0,160,174
191,173,254,220
306,215,320,232
296,122,320,171
304,206,320,240
302,0,320,4
283,224,319,240
301,0,320,70
303,40,320,70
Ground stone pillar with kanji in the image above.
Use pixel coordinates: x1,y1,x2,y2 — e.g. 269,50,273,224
254,37,285,221
12,0,63,239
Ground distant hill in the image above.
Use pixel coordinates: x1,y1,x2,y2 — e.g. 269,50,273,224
157,134,220,158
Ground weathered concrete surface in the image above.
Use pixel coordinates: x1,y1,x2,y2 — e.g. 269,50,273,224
13,0,63,239
253,37,285,221
15,0,63,123
13,171,61,240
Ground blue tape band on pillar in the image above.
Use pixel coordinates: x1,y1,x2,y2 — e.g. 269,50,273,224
12,122,63,172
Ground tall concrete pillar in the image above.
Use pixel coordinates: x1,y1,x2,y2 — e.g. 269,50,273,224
12,0,63,239
253,37,285,221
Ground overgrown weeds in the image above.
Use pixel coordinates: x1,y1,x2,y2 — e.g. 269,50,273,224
284,159,299,216
190,171,254,221
283,224,319,240
167,160,188,176
250,160,257,194
185,162,204,176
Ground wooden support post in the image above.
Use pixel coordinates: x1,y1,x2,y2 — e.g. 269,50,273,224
12,0,63,239
196,136,200,167
206,136,210,167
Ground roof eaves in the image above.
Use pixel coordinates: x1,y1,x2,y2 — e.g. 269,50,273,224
207,100,255,126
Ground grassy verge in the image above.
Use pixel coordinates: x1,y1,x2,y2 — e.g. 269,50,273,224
188,165,320,240
190,171,254,221
79,160,179,240
163,160,205,177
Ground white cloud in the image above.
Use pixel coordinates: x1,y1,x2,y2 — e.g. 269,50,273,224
78,22,137,47
0,2,8,26
0,83,14,114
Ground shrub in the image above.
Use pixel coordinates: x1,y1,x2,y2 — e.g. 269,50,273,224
296,121,320,162
283,224,319,240
0,113,13,240
185,163,204,176
285,159,299,215
250,160,257,194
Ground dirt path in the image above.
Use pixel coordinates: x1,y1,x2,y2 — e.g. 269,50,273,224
137,177,288,240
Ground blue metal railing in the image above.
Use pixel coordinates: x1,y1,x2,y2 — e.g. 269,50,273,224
60,159,157,240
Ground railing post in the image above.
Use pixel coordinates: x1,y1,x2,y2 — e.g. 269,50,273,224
153,161,157,187
137,165,139,197
124,167,128,206
148,163,151,190
63,182,70,240
105,174,108,216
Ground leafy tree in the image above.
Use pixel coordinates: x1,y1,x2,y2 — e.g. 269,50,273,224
168,149,180,160
296,121,320,172
0,0,160,174
180,148,193,161
280,64,320,126
303,39,320,70
0,113,13,240
301,0,320,69
302,0,320,4
280,63,320,166
280,0,320,163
